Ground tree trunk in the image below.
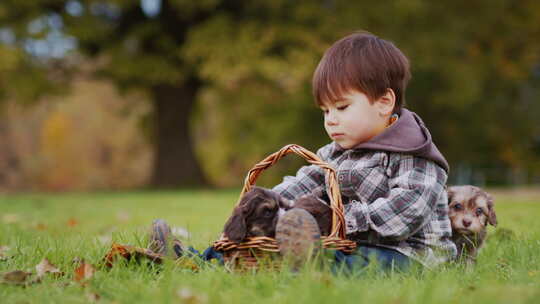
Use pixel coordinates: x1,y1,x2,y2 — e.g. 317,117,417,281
0,120,20,189
149,80,209,188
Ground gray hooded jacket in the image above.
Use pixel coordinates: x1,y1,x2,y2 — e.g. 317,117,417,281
273,109,457,267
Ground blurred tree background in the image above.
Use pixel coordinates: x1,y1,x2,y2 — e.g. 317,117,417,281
0,0,539,191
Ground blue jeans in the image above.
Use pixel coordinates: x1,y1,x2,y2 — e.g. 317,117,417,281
333,245,412,274
186,246,224,263
191,245,412,273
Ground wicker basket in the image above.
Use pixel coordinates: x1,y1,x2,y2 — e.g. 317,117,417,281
213,144,356,270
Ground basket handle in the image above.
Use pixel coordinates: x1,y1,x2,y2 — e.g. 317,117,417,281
237,144,346,239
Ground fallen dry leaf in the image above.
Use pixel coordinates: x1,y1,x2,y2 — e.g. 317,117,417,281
2,213,20,224
67,218,79,227
74,260,96,282
72,257,83,265
35,223,47,231
174,257,200,272
1,270,32,285
103,243,163,267
177,287,208,304
36,258,64,278
116,211,130,223
0,246,11,261
97,234,112,245
55,281,74,288
86,291,100,302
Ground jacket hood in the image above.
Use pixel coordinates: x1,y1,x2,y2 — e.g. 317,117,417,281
337,108,449,172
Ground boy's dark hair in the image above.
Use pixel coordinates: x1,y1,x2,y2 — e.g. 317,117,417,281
312,31,411,113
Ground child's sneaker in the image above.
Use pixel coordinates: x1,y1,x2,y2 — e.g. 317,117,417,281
275,208,321,264
148,219,184,259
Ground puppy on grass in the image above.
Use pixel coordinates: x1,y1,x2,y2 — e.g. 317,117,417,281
447,185,497,264
223,187,332,243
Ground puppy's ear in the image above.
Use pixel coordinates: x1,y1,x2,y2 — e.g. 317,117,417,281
257,187,291,210
223,189,260,242
487,194,497,227
223,206,247,243
446,186,455,203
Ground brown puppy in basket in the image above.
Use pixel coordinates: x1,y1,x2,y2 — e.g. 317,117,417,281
223,187,332,243
293,194,332,236
447,185,497,264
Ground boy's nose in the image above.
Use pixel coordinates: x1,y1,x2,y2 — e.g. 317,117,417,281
325,113,338,126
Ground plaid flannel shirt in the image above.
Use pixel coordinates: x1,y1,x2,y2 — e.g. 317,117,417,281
273,142,457,267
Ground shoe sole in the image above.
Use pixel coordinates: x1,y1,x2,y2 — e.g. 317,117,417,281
149,219,171,255
149,219,184,259
275,208,321,260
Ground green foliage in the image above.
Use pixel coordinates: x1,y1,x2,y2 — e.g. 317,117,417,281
1,0,539,188
0,45,62,106
186,0,540,185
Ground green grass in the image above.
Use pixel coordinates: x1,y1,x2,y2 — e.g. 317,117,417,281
1,189,539,303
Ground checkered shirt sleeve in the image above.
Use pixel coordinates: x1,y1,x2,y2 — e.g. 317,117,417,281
345,154,447,241
272,145,332,200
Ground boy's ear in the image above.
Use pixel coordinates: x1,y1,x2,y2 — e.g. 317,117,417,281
375,88,396,116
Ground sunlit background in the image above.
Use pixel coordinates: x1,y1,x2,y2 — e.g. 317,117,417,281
1,0,539,192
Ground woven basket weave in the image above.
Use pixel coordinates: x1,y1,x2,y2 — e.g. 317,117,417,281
213,144,356,270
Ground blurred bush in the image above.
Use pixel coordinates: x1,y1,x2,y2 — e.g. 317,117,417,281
1,1,540,190
0,79,151,191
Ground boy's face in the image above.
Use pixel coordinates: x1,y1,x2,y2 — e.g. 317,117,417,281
320,90,390,149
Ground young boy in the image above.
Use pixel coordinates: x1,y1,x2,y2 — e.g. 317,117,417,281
149,31,456,271
272,31,456,270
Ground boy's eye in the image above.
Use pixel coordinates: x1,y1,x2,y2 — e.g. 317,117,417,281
453,203,462,210
337,105,349,111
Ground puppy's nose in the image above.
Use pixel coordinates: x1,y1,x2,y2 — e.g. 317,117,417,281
462,219,472,227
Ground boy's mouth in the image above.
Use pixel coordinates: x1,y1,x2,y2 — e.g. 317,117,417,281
330,133,344,138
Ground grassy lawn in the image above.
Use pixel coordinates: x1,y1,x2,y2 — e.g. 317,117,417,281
1,188,539,303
